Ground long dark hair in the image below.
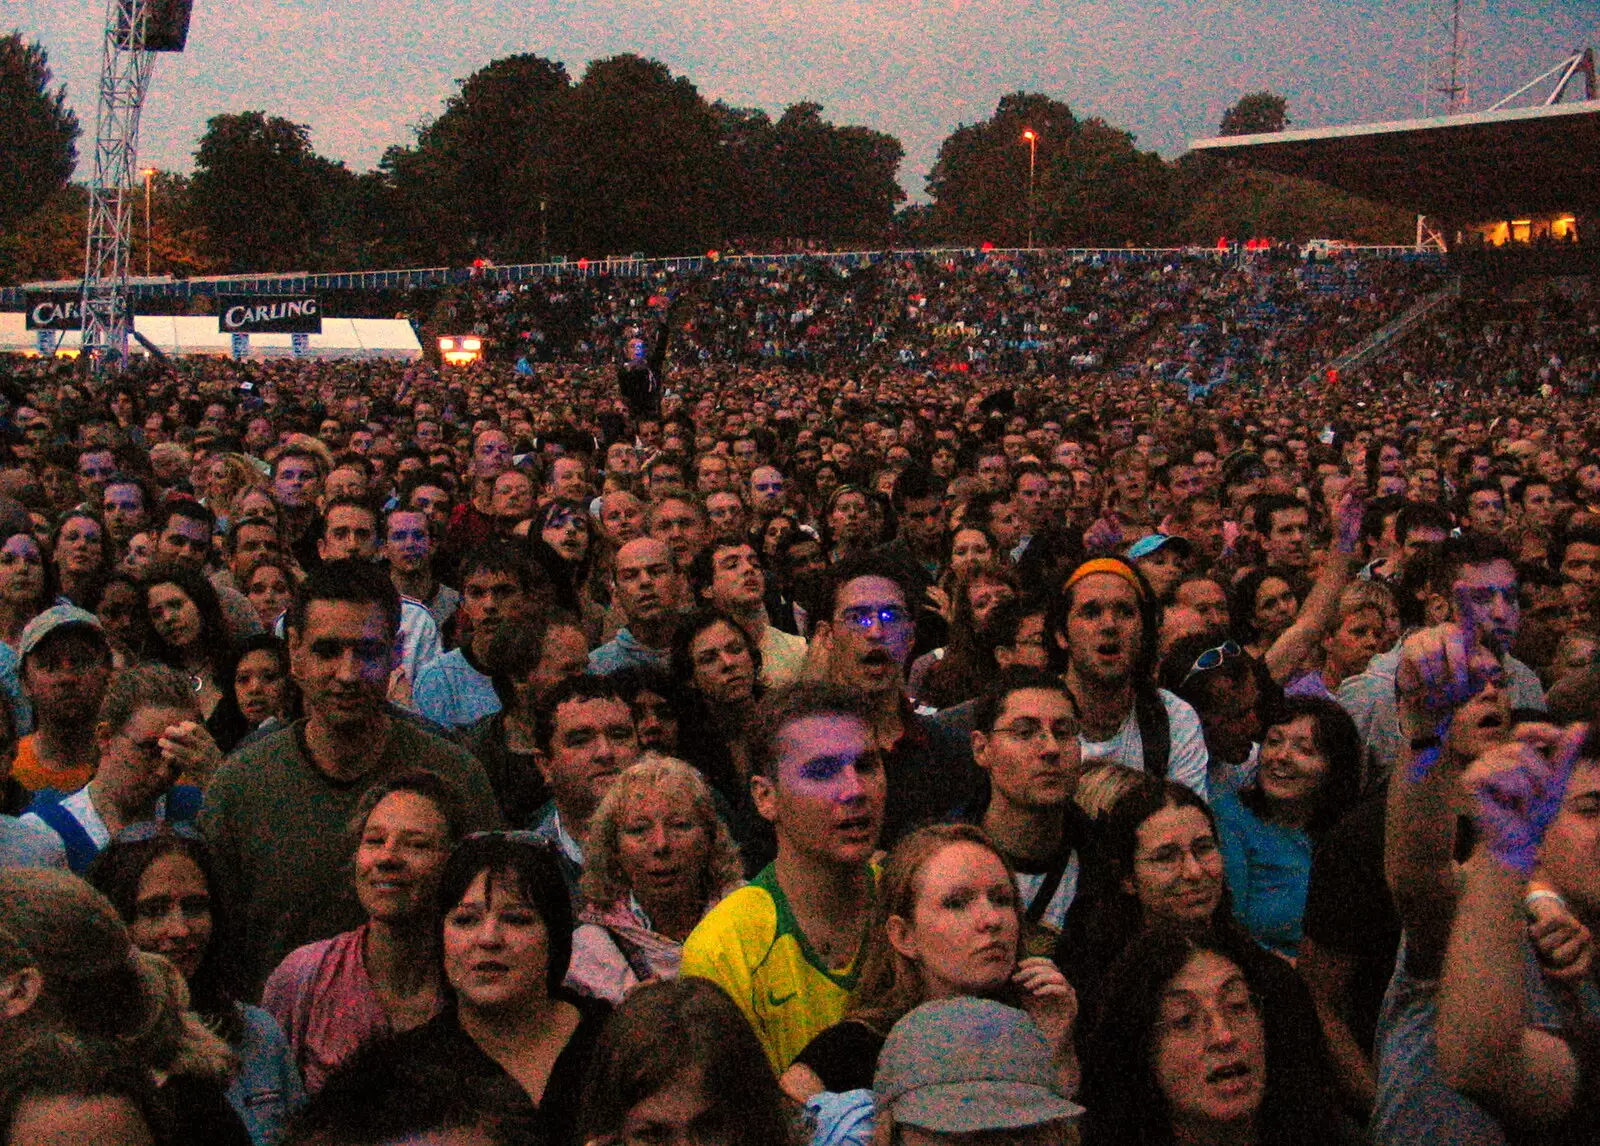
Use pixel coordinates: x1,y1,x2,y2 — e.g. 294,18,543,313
207,634,298,754
576,978,792,1146
86,827,242,1042
141,562,233,676
1241,695,1362,837
1230,566,1306,646
1081,927,1338,1146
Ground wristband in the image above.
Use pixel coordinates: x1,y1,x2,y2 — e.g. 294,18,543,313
1525,888,1568,916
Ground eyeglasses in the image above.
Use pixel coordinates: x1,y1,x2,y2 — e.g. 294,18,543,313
838,605,909,630
1178,640,1242,689
1157,986,1262,1041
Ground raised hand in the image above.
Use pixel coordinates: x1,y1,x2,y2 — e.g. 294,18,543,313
1461,722,1587,877
1012,955,1077,1051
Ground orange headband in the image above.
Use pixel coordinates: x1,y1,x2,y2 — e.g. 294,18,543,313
1063,557,1146,601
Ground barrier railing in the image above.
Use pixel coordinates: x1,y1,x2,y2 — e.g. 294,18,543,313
2,243,1448,308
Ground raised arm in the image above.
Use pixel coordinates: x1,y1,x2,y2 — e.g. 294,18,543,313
1264,489,1362,684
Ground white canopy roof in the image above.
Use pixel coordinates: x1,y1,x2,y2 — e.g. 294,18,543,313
0,313,423,360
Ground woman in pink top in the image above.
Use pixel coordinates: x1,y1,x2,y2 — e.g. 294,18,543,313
261,770,469,1093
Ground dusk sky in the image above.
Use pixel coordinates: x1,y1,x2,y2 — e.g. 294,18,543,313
14,0,1595,202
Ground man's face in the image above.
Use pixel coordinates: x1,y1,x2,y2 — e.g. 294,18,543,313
23,633,111,726
472,431,512,479
1169,465,1207,503
1467,489,1507,535
384,510,432,573
1062,574,1141,687
706,544,765,613
695,456,730,493
548,458,588,502
461,570,530,644
1324,606,1386,680
599,493,647,545
1014,474,1050,531
1264,506,1310,569
1174,579,1229,633
613,539,686,626
650,499,709,569
826,575,913,696
319,505,379,562
289,600,396,728
704,492,746,541
102,483,146,543
324,467,368,503
1538,760,1600,919
1560,542,1600,592
409,485,451,534
491,471,534,521
749,466,786,509
1450,558,1521,652
754,713,884,867
1399,525,1449,576
976,455,1009,493
537,696,639,824
973,688,1084,810
274,458,322,510
1407,467,1443,502
76,450,116,499
156,517,210,571
230,523,280,577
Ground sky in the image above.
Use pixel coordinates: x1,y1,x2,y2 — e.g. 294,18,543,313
13,0,1595,202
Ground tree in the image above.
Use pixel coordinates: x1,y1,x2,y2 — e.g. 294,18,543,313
0,33,80,236
1219,91,1289,136
926,92,1077,245
189,112,353,272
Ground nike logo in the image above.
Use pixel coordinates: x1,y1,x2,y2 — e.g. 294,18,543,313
767,988,797,1007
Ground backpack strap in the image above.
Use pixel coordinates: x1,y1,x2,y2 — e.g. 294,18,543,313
1134,687,1171,780
29,800,100,874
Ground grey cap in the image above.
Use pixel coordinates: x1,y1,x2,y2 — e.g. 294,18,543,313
18,605,105,660
874,998,1084,1133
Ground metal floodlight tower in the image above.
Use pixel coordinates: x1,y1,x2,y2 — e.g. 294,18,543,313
1423,0,1471,116
81,0,160,373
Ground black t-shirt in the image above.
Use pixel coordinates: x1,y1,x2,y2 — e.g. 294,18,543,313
1301,793,1400,1052
791,1019,887,1094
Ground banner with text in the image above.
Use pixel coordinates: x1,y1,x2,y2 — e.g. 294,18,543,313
217,296,322,335
24,293,111,331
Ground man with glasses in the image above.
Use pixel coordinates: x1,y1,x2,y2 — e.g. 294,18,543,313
815,556,974,847
966,670,1093,956
202,560,501,996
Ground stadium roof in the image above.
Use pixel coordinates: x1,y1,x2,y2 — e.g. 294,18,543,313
1189,98,1600,220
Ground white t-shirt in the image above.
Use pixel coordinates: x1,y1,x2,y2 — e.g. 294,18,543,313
21,786,111,852
1078,688,1210,800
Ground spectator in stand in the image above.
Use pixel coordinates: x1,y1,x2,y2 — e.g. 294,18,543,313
200,560,501,997
10,606,112,801
262,770,468,1094
681,682,885,1073
1048,557,1210,796
414,544,540,728
88,825,306,1145
566,755,744,1004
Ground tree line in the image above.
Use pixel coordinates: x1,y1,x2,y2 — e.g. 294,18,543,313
1,32,1411,282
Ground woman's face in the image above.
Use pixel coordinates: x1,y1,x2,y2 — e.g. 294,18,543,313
1252,577,1297,638
688,620,756,704
829,492,871,543
762,515,795,558
234,649,289,725
356,790,452,925
630,688,680,754
614,786,713,907
0,534,44,605
541,506,588,563
147,582,202,649
56,517,103,574
97,580,142,646
1152,949,1267,1134
889,841,1019,999
1257,714,1330,808
442,869,549,1013
615,1064,731,1146
127,851,213,981
1125,805,1224,929
968,577,1014,629
206,459,235,503
949,529,993,577
245,565,292,628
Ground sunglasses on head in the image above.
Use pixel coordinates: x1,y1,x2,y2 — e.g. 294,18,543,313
1179,640,1243,689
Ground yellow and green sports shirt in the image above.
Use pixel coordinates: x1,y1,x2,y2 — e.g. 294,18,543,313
681,862,874,1073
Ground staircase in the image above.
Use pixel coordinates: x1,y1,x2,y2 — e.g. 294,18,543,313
1303,278,1461,385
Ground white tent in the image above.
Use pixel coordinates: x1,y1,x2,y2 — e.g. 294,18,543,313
0,313,423,361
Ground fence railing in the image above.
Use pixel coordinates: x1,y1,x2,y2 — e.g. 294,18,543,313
1,244,1445,307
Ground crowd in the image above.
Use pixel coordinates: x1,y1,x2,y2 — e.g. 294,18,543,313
0,252,1596,1146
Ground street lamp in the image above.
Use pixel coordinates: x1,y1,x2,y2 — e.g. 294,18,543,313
141,168,156,277
1020,130,1037,249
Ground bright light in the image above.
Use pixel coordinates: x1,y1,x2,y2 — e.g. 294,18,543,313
141,168,156,178
462,338,482,351
1021,129,1036,141
438,337,455,351
1511,219,1532,226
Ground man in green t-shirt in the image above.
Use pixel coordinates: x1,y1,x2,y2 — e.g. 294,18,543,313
202,560,501,997
682,681,884,1072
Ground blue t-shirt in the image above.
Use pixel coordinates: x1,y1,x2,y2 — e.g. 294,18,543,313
1213,785,1312,959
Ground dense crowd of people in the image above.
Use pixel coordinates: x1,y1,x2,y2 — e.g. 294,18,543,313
0,249,1597,1145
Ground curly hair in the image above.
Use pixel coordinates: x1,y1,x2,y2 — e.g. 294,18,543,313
578,754,744,910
